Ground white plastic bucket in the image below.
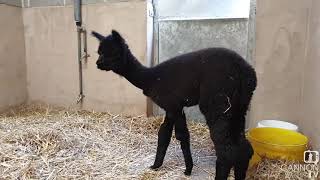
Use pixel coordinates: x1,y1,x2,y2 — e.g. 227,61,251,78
257,120,299,132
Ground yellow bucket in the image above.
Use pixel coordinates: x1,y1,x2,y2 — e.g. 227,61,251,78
247,127,308,167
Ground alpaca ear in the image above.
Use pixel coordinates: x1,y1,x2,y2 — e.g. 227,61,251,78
111,30,124,42
91,31,105,41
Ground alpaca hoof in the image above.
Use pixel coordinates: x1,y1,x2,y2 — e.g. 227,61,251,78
184,163,193,176
184,170,192,176
150,164,161,170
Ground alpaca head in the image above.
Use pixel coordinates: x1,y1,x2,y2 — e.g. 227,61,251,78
92,30,127,72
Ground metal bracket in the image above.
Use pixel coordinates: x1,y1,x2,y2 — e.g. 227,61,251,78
81,54,90,60
76,26,89,104
76,94,85,104
77,27,90,62
148,4,154,17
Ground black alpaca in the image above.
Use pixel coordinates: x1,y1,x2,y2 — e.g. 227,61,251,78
92,30,257,180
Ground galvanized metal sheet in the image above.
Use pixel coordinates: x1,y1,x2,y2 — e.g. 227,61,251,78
159,19,249,63
0,0,23,7
157,0,250,20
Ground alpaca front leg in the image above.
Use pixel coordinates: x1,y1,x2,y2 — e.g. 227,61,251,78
174,111,193,175
150,114,174,169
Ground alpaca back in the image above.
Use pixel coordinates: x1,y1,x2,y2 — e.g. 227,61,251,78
146,48,256,111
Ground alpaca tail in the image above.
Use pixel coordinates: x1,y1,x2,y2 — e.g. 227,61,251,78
238,63,257,131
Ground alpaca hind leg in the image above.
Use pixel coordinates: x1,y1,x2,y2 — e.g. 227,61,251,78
209,120,234,180
206,94,236,180
233,138,253,180
215,155,233,180
174,110,193,175
215,139,252,180
150,112,175,169
211,115,253,180
233,89,254,180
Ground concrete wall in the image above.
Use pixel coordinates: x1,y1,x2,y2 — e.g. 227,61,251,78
23,1,147,115
250,0,320,149
301,0,320,150
249,0,312,127
0,5,27,111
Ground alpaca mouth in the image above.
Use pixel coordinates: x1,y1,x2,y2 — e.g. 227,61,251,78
97,64,111,71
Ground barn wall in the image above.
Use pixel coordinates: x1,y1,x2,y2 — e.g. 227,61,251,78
301,0,320,150
0,5,28,111
249,0,312,127
23,1,147,115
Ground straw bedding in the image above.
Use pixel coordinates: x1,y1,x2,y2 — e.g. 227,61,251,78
0,104,216,179
247,158,319,180
0,104,316,179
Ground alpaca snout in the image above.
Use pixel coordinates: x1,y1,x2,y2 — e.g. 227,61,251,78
96,55,103,64
96,60,102,66
96,61,103,69
96,59,111,71
96,58,104,69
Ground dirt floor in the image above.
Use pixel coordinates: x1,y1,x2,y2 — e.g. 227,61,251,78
0,104,316,179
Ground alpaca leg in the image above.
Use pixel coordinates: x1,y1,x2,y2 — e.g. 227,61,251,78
209,120,234,180
215,144,253,180
150,112,175,169
215,156,233,180
214,134,253,180
233,137,253,180
232,93,254,180
174,111,193,175
210,112,253,180
204,94,236,180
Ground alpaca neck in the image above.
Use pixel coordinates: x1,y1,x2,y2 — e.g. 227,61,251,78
114,50,151,90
